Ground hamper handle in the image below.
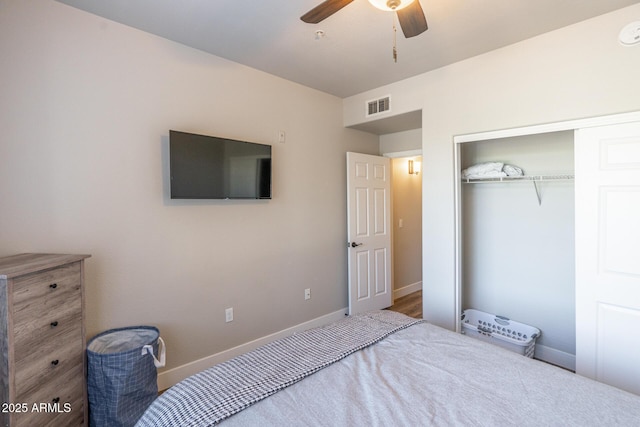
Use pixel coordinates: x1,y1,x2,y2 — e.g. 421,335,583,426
141,337,166,368
495,315,510,326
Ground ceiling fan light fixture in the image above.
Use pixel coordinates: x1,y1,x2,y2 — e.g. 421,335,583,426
368,0,415,12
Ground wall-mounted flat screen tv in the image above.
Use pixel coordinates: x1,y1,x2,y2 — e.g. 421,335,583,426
169,130,272,199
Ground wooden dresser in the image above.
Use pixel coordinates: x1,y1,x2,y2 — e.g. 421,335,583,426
0,253,90,426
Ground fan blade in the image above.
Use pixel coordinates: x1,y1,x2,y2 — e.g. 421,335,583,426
301,0,355,24
397,0,428,38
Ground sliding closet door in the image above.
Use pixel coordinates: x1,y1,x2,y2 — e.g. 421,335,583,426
575,122,640,395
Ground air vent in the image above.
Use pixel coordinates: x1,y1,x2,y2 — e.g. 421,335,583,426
366,96,391,117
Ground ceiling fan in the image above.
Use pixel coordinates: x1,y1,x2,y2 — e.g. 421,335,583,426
301,0,428,38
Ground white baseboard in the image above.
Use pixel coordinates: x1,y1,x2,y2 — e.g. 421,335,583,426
157,308,348,390
394,281,422,300
534,344,576,371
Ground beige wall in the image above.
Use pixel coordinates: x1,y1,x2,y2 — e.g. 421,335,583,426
380,128,422,154
0,0,379,378
344,4,640,329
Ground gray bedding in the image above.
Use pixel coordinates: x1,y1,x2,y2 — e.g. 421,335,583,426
137,311,422,426
140,311,640,426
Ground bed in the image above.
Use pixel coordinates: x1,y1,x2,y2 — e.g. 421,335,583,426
136,310,640,426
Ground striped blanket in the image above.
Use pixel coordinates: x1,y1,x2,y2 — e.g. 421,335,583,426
136,311,423,426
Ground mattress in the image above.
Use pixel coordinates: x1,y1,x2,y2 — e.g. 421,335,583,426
137,311,640,426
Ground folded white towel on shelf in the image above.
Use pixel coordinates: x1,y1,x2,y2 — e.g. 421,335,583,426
462,162,524,179
461,162,504,178
503,164,524,176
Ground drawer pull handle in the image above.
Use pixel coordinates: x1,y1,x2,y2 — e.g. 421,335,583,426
52,397,60,404
51,359,59,366
49,283,58,289
50,321,59,327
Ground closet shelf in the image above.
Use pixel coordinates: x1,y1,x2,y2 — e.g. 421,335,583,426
461,174,574,184
461,174,574,206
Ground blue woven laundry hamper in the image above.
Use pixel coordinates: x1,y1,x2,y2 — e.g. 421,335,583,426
87,326,165,427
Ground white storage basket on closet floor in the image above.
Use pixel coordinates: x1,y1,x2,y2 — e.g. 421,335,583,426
461,309,540,358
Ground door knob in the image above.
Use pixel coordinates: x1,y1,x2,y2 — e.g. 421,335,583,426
350,242,363,248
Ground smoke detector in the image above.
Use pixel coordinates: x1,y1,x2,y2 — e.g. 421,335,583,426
619,21,640,46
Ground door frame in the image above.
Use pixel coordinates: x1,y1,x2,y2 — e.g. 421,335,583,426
452,110,640,334
383,150,423,301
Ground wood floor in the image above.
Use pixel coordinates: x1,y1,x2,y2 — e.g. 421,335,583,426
387,290,422,319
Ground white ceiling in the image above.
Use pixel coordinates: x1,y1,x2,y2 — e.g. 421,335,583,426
56,0,638,98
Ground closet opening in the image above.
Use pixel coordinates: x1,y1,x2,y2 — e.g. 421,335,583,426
457,131,576,370
450,111,640,391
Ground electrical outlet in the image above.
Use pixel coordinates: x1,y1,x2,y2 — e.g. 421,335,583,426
304,288,311,300
225,307,233,323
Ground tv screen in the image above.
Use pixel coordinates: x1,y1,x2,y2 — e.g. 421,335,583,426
169,130,272,199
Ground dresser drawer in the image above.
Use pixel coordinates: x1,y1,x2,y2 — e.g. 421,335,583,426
12,262,82,316
13,361,85,427
14,325,83,399
13,301,82,360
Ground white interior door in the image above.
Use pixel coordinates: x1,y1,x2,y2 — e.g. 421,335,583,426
346,152,392,314
575,121,640,395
